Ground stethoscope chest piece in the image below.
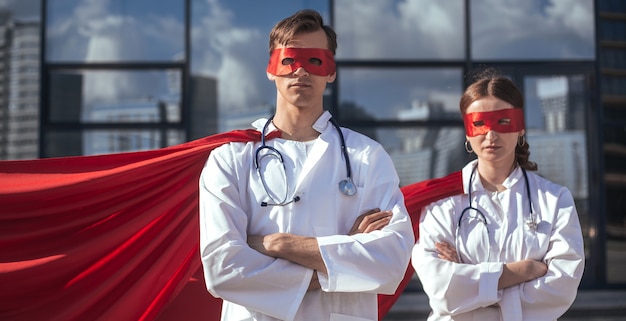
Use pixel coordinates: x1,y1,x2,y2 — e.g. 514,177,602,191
339,178,357,196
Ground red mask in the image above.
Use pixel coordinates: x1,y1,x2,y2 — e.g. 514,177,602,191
463,108,525,137
266,48,336,76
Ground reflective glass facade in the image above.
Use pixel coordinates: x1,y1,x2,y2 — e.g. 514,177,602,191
0,0,624,291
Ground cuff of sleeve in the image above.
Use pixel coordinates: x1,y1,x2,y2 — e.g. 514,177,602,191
316,235,353,292
479,262,503,305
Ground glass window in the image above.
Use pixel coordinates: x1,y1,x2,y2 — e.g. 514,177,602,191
338,67,463,121
334,0,464,60
599,47,626,69
523,74,592,268
471,0,595,60
524,75,588,198
48,69,182,123
46,0,185,62
190,0,330,132
597,0,626,13
599,19,626,43
370,127,468,186
44,129,185,157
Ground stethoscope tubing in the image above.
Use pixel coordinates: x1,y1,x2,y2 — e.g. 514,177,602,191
455,164,535,263
254,116,355,206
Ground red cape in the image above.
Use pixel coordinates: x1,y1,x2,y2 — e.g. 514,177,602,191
0,130,462,321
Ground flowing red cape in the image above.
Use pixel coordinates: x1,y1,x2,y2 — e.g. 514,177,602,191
0,131,462,321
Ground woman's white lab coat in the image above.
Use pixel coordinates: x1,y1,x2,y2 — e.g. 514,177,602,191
199,111,414,321
412,160,585,321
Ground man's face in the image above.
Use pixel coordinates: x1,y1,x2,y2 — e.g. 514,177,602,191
267,29,336,109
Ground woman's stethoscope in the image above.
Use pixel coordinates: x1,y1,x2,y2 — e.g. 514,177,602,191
455,164,537,263
254,116,356,207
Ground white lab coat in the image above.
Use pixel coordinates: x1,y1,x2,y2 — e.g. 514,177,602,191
199,111,414,321
412,160,585,321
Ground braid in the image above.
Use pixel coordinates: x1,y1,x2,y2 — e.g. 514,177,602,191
516,139,538,171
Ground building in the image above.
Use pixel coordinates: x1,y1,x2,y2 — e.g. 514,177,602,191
0,13,39,160
0,0,624,296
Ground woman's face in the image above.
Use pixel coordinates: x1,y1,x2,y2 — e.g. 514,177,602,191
465,96,524,168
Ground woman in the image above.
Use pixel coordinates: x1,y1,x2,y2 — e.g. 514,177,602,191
411,70,585,321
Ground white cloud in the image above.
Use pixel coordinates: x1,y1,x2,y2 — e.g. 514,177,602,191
546,0,594,42
471,0,594,59
46,0,186,106
335,0,464,59
191,0,267,113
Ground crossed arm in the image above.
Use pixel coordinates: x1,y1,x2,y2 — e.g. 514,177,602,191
435,241,548,289
247,208,393,290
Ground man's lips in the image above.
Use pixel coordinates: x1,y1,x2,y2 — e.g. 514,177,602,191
289,82,311,88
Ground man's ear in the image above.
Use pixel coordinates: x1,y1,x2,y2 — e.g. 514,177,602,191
327,72,336,83
267,72,276,81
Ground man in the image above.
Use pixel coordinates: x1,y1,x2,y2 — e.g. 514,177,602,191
199,9,414,321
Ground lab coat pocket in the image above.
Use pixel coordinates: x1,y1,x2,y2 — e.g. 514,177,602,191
330,313,375,321
522,219,551,258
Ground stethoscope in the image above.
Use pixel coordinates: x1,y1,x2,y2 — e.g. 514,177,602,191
254,116,356,207
455,164,537,263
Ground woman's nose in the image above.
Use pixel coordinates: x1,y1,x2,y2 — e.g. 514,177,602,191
485,130,498,141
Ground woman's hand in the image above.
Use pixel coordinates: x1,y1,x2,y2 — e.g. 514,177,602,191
349,208,392,235
435,241,459,263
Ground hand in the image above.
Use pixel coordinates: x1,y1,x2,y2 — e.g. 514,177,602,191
435,241,459,263
308,271,321,291
349,208,392,235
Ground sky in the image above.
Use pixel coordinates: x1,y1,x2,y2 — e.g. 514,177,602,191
0,0,596,123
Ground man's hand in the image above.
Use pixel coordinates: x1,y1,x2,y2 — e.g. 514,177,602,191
349,208,392,235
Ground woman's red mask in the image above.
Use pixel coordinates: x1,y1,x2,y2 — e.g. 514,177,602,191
463,108,525,137
266,48,336,76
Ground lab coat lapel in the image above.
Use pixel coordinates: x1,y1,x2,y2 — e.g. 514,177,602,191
294,113,333,191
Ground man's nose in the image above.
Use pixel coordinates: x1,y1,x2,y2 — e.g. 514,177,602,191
292,66,309,76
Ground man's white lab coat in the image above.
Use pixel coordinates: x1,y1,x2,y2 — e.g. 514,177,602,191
200,111,414,321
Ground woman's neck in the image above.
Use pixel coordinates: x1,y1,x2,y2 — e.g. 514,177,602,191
477,160,516,192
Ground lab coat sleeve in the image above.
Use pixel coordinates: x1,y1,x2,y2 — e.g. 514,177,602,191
317,144,415,295
199,145,311,321
512,186,585,320
412,200,504,316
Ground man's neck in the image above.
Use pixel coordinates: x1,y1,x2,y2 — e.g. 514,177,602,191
272,109,323,142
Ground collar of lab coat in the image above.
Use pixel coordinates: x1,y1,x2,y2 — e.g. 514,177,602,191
250,111,334,138
462,159,525,194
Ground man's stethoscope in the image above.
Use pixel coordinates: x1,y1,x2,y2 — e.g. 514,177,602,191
254,116,356,207
455,164,537,263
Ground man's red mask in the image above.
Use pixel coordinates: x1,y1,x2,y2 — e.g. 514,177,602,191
463,108,525,137
266,48,336,76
